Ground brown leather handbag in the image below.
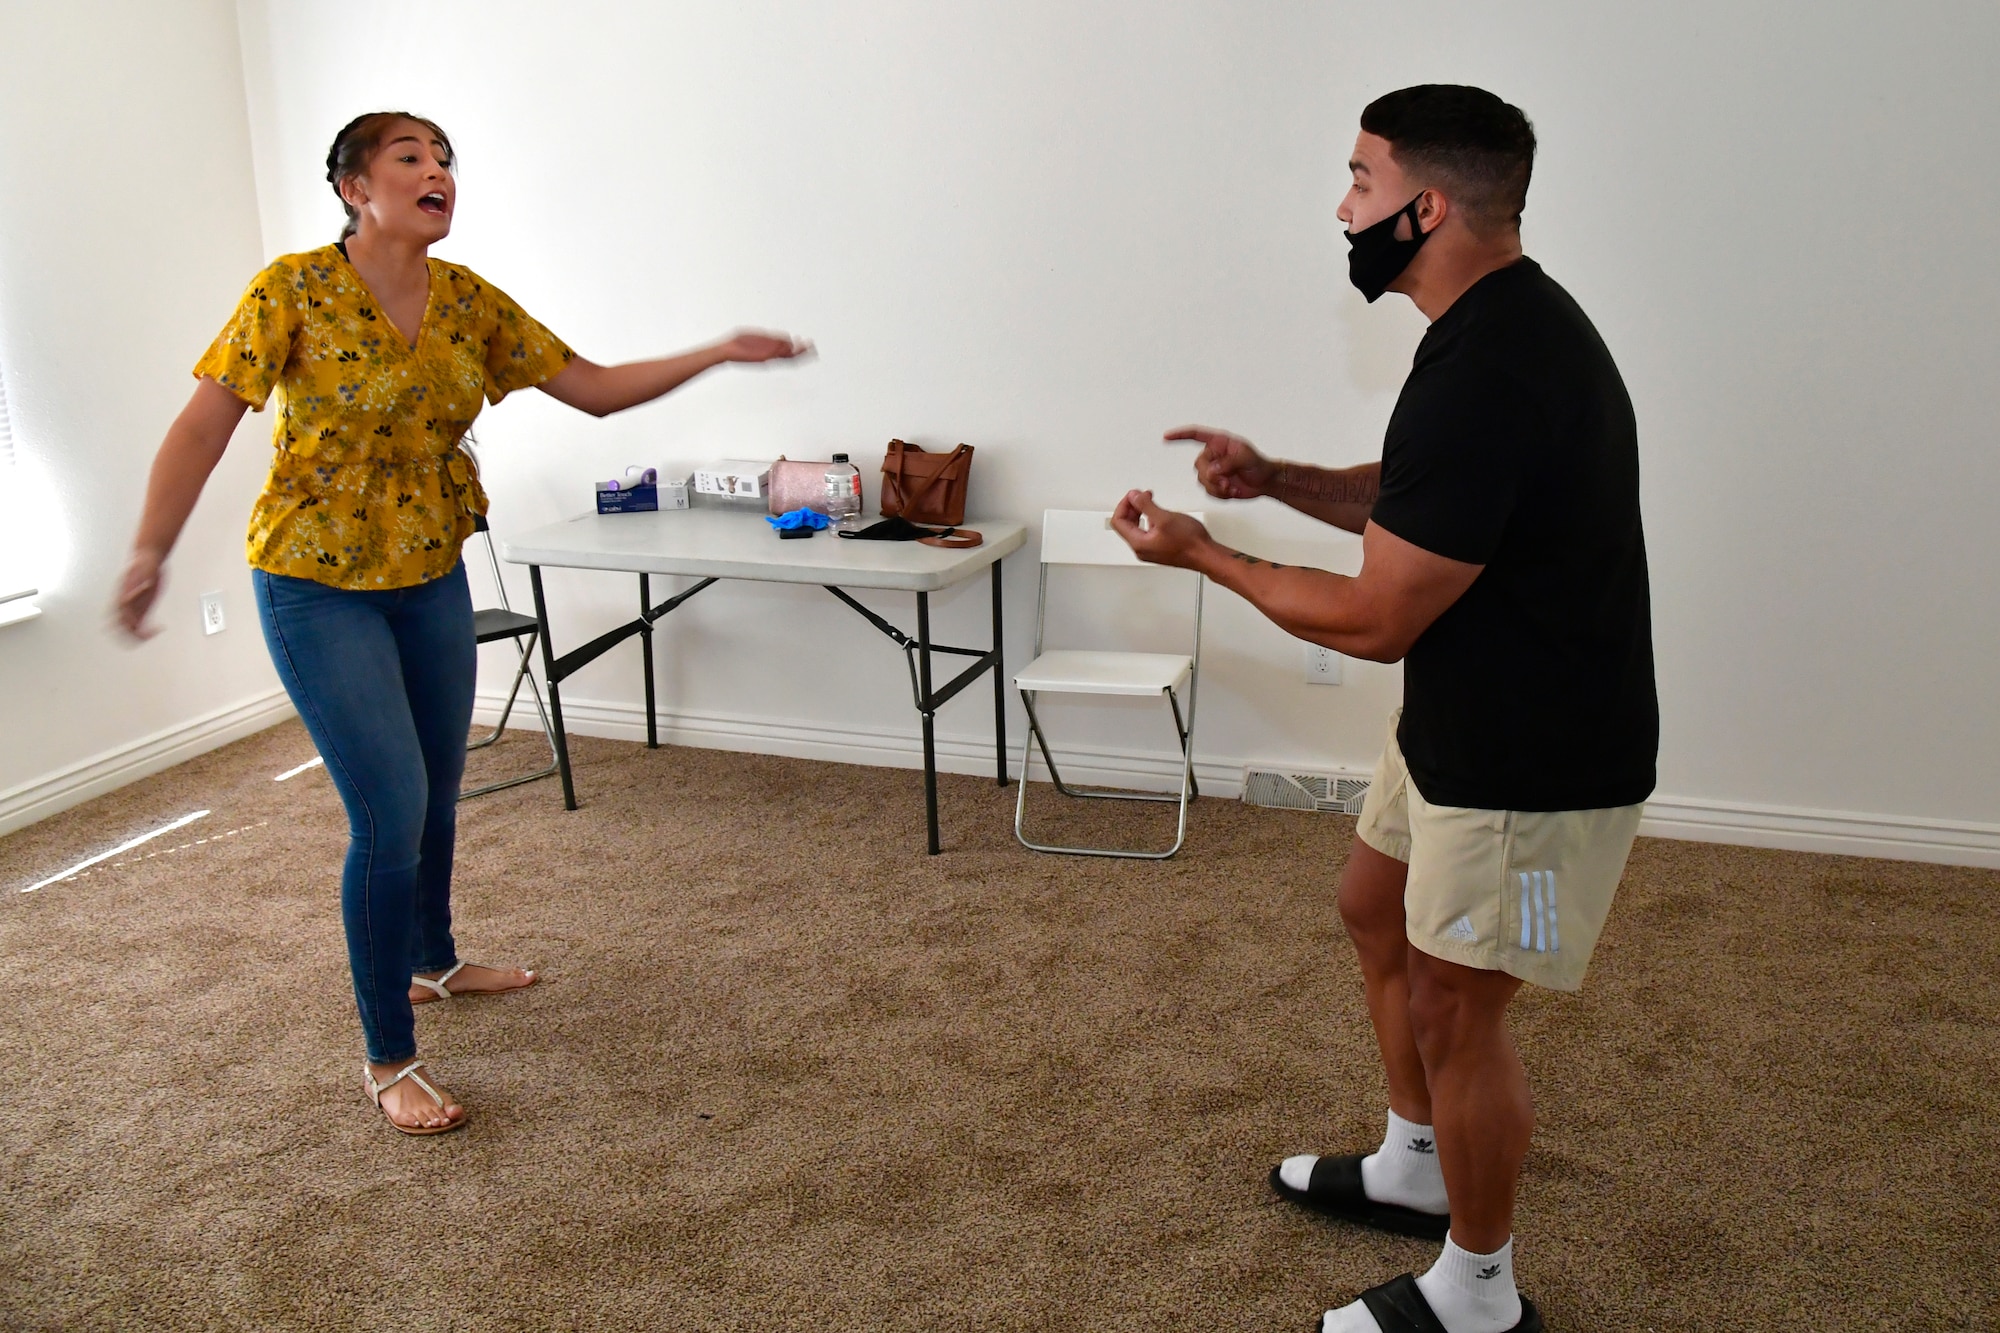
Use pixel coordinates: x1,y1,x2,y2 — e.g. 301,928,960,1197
880,440,973,526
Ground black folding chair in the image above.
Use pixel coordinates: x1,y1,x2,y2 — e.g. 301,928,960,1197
462,513,559,799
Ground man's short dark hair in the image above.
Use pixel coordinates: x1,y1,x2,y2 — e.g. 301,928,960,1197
1360,85,1536,234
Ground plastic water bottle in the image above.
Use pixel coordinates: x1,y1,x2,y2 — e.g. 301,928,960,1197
825,453,862,529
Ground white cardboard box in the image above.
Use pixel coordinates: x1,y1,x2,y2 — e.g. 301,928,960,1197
693,461,772,499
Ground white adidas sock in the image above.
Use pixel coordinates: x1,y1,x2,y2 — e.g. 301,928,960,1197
1358,1108,1449,1214
1414,1234,1521,1332
1317,1236,1521,1333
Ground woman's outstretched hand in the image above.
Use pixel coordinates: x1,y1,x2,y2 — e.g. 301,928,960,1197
540,333,816,417
113,547,166,640
717,330,815,364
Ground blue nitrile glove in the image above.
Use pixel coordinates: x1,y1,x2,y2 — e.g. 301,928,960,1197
766,508,830,531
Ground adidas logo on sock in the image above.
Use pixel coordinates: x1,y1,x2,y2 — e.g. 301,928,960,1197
1477,1264,1503,1280
1409,1137,1435,1154
1444,914,1477,942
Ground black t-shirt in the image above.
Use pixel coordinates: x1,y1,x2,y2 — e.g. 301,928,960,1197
1370,258,1657,811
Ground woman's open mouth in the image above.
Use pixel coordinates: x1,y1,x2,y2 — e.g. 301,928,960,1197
418,192,448,216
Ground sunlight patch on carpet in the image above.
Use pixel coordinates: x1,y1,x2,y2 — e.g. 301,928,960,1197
15,810,268,893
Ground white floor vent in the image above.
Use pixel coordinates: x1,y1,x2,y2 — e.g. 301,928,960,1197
1241,769,1371,814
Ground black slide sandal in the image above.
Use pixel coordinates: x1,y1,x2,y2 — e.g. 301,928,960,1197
1338,1273,1542,1333
1269,1154,1452,1240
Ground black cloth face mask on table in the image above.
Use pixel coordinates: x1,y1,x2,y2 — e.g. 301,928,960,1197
1345,194,1431,303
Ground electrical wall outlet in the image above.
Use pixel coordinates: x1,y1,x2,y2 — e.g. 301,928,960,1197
200,590,226,636
1304,643,1343,685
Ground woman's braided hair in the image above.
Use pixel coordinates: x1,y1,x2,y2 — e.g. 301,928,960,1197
324,111,456,239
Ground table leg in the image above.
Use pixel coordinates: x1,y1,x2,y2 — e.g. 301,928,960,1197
639,573,658,749
991,560,1008,787
529,565,579,811
917,590,939,855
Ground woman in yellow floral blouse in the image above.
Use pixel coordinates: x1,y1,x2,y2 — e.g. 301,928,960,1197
115,112,810,1134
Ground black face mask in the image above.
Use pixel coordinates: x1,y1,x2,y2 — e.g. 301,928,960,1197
1345,194,1429,303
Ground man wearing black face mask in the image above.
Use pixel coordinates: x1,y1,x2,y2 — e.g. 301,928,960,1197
1112,85,1656,1333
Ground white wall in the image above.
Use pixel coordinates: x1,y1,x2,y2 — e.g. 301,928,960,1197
0,0,288,833
8,2,1997,863
233,0,1429,797
231,0,2000,862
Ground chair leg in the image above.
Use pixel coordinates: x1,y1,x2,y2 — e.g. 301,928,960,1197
1167,687,1199,800
467,636,534,752
523,664,558,764
1012,688,1196,859
460,634,561,801
1020,692,1190,805
1014,718,1037,848
1163,687,1197,858
1021,692,1083,798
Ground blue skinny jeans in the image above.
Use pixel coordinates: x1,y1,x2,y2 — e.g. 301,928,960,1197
253,562,475,1063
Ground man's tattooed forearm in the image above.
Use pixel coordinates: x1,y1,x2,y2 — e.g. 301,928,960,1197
1229,550,1288,570
1273,463,1379,506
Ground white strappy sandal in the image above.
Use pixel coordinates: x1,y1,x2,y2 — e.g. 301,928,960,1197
363,1059,465,1136
409,961,537,1004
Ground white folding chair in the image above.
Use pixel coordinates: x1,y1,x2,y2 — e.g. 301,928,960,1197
462,514,560,800
1013,508,1204,858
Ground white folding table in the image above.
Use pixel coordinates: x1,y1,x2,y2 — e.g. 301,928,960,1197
502,506,1027,853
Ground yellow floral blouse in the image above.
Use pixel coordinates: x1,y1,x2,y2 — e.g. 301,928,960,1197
194,243,574,590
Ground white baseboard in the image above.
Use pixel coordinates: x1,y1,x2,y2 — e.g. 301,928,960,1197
0,687,296,837
471,690,1245,796
1638,795,2000,869
14,682,1986,868
480,690,2000,869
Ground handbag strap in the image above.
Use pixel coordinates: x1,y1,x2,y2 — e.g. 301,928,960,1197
882,440,914,499
919,527,982,549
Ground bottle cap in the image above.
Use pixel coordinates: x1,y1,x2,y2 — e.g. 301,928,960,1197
831,453,850,463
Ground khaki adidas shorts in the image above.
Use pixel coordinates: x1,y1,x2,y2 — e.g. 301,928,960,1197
1354,710,1642,992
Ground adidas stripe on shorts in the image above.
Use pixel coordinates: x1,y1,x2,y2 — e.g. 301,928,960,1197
1354,709,1643,992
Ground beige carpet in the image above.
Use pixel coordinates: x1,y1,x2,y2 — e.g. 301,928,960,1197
0,719,1994,1331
